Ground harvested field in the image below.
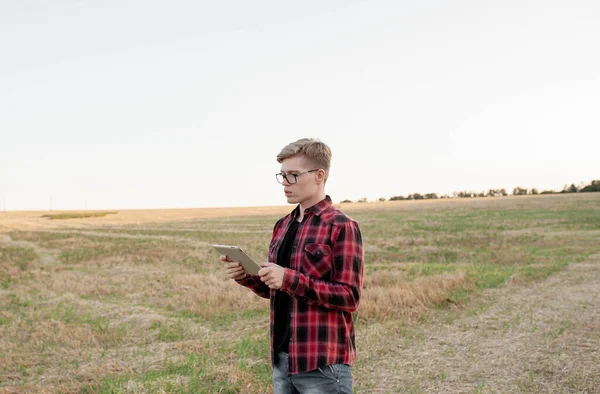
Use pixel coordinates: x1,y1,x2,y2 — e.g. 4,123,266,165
1,193,599,393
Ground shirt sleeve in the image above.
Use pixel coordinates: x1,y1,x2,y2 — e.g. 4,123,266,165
235,275,270,299
233,217,284,299
280,220,364,312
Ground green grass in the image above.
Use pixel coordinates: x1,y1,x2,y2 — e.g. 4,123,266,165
83,353,241,393
0,245,38,272
46,302,126,345
41,211,118,220
357,200,600,286
235,334,271,382
0,245,38,289
150,320,187,342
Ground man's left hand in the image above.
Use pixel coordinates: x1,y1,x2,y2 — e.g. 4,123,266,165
258,263,285,289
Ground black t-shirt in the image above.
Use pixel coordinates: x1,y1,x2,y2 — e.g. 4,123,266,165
273,219,301,353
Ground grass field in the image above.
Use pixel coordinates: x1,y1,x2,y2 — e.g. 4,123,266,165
1,194,599,393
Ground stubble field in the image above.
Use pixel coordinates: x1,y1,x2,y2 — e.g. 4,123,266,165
1,194,599,393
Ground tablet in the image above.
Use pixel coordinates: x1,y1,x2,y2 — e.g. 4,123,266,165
213,244,262,276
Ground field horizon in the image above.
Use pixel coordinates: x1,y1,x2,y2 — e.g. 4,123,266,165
0,194,581,233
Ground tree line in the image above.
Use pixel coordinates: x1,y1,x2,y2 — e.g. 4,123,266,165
340,180,600,203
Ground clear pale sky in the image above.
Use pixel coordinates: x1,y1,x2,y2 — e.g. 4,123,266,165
1,0,599,211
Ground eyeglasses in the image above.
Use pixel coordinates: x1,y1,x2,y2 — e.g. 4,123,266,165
276,169,320,184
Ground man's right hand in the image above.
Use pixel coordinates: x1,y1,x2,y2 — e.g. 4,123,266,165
220,255,247,281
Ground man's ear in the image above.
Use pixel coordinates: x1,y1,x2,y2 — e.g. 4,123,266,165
316,169,326,183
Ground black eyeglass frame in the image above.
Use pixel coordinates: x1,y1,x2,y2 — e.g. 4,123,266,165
275,169,320,184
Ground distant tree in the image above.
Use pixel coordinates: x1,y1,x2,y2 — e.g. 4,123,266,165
580,180,600,192
487,189,506,197
374,180,597,203
340,199,353,203
357,197,368,203
560,184,576,193
513,187,528,196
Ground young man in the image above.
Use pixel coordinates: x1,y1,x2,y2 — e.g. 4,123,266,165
221,138,364,394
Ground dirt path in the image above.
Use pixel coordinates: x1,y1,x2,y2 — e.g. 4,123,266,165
358,255,600,393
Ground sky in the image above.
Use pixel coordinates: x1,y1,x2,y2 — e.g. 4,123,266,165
1,0,599,211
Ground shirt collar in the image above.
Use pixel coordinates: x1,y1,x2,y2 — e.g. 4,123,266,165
291,195,332,219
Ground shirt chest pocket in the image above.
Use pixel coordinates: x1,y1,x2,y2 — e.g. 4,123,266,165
301,243,333,279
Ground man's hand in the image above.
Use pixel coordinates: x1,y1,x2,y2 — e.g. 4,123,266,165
220,255,247,281
258,262,285,289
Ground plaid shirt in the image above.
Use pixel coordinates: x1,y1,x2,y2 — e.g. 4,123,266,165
236,195,364,374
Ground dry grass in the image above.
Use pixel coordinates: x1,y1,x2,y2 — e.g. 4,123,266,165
1,193,599,393
360,271,467,320
357,256,600,393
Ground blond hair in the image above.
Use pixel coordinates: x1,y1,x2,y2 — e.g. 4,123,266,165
277,138,332,181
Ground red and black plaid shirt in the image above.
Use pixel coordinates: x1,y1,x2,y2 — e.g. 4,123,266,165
236,195,364,374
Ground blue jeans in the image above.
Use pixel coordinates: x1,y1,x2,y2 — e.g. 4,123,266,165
272,351,353,394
